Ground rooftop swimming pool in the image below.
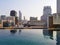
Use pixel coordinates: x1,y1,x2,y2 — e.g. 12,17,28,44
0,29,59,45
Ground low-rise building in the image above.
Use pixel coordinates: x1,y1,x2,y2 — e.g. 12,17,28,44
0,16,16,27
28,20,45,26
0,15,6,20
48,13,60,28
30,17,37,21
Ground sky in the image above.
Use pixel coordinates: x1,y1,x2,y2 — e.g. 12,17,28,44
0,0,56,20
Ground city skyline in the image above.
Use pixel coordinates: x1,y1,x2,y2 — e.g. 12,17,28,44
0,0,56,20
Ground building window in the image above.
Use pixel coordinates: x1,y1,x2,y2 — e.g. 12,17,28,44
0,20,1,24
54,15,56,19
58,15,60,19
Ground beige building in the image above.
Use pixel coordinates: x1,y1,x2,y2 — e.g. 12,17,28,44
53,13,60,24
28,20,45,26
48,13,60,28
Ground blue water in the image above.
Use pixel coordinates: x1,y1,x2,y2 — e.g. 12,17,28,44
0,29,59,45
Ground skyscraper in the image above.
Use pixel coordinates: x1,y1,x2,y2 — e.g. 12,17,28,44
41,6,52,26
10,10,17,25
43,6,51,16
19,11,22,22
10,10,17,16
57,0,60,13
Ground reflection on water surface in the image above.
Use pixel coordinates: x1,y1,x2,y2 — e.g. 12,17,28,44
0,29,59,45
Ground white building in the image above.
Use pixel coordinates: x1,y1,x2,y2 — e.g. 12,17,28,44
19,11,22,22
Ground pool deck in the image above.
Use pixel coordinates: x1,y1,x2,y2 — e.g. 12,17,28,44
0,26,60,31
0,26,47,29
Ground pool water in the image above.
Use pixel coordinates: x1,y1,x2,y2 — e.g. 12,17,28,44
0,29,59,45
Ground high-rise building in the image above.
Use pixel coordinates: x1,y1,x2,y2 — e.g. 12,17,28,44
10,10,18,25
41,6,52,26
43,6,51,16
19,11,22,22
57,0,60,13
10,10,17,16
